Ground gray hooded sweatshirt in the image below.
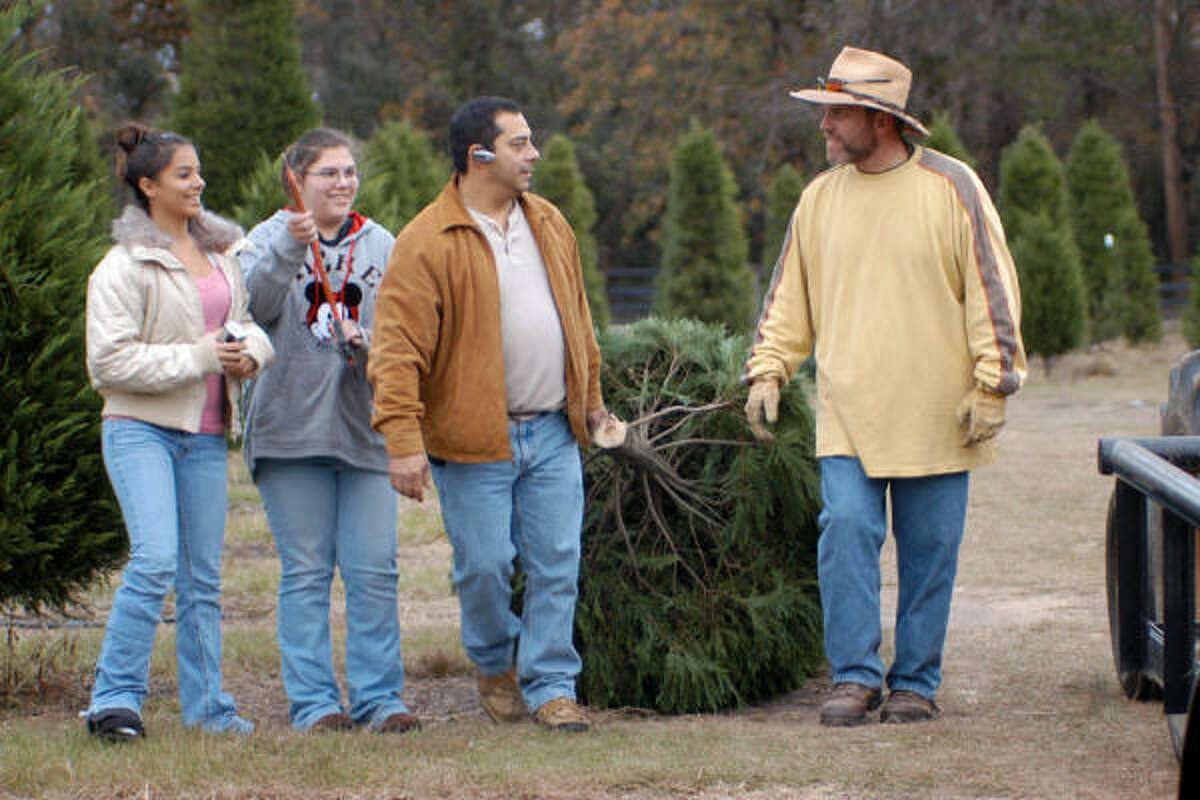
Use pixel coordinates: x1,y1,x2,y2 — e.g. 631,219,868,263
238,210,393,476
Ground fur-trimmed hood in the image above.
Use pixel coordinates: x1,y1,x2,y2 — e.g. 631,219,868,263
88,205,273,437
111,204,244,254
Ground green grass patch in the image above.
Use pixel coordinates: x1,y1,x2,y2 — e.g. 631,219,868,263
396,564,452,600
401,627,469,677
0,627,99,708
221,560,280,613
397,505,445,546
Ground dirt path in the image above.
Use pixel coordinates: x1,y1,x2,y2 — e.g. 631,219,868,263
614,334,1190,798
775,336,1186,798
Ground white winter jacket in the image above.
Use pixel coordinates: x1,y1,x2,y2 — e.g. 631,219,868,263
86,205,274,435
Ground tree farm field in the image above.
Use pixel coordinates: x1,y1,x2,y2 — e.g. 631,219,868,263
0,330,1191,799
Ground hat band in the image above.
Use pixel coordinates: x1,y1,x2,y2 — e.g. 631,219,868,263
817,76,910,118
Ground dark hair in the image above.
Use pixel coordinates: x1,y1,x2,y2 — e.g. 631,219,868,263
280,127,356,194
867,108,904,136
448,96,521,174
114,123,192,210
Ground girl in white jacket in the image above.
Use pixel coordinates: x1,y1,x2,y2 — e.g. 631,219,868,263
83,123,272,741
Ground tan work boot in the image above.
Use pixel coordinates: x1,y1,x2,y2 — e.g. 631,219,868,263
819,682,882,727
879,690,941,724
374,711,422,733
533,697,591,732
478,668,527,723
308,711,354,732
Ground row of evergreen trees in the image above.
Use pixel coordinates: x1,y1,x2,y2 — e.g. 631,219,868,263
213,98,1166,370
0,0,1192,711
652,114,1164,367
60,0,1175,359
85,0,1171,357
998,122,1162,366
0,0,1188,616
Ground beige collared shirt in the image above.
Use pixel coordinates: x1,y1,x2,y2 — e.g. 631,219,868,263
468,201,566,415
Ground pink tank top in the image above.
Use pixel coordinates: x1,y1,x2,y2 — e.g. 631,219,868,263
195,264,231,434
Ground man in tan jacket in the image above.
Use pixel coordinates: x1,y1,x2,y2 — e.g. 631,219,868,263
369,96,609,732
744,47,1026,726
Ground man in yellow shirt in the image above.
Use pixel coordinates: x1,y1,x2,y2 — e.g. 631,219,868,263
745,47,1026,726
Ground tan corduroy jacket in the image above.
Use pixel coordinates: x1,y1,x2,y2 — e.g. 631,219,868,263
369,178,604,462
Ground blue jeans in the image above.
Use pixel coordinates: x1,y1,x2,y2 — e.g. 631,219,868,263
89,419,249,733
430,411,584,712
255,457,409,730
817,456,969,699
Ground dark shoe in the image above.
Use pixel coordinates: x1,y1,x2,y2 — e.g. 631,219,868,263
533,697,590,732
374,711,422,733
478,668,527,723
819,682,882,727
880,690,941,723
308,711,354,732
87,708,144,742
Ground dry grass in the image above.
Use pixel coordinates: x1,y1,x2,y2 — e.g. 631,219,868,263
0,330,1193,798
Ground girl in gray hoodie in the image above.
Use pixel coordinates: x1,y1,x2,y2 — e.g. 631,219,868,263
239,128,418,733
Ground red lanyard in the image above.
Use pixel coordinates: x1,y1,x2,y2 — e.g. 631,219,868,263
283,165,355,365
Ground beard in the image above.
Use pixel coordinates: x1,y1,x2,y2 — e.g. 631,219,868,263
825,126,879,166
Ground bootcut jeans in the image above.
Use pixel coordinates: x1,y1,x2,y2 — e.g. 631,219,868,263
255,457,410,730
429,411,584,713
88,418,251,733
817,455,969,700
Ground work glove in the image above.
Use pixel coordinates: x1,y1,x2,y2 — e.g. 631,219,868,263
956,383,1007,446
589,409,628,449
745,378,781,442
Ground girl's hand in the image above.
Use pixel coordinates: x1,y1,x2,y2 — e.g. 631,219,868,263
286,210,318,245
216,340,257,378
335,317,365,347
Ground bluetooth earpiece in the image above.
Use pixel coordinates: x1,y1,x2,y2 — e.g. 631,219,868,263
471,148,496,163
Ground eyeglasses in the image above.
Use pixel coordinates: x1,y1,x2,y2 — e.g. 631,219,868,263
306,166,358,181
816,76,889,93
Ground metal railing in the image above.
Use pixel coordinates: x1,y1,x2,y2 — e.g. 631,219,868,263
1097,435,1199,784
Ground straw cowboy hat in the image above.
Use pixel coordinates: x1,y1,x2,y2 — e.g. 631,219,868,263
790,46,929,138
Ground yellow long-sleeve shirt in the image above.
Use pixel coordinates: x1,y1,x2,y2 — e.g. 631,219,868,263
746,145,1026,477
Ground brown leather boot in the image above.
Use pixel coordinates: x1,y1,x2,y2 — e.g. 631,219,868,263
478,667,527,723
532,697,591,732
308,711,354,732
819,682,882,727
374,711,423,733
880,690,941,723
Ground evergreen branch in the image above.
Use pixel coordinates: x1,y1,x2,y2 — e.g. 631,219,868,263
684,502,715,587
612,472,658,596
0,263,18,306
634,400,732,434
654,350,683,408
657,438,752,450
656,474,724,533
643,473,709,592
